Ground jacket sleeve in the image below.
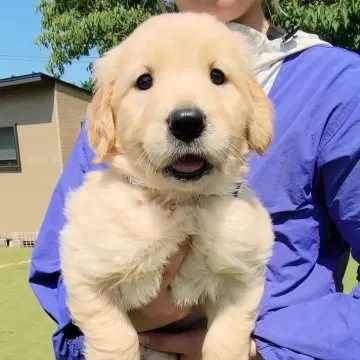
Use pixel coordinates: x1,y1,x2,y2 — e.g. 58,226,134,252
29,121,96,360
254,94,360,360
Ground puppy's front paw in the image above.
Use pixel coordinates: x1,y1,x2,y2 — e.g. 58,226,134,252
85,342,140,360
203,341,250,360
140,346,177,360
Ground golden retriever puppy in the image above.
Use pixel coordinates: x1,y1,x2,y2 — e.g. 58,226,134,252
60,12,274,360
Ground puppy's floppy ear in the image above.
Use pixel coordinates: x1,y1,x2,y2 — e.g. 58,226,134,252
88,49,118,164
246,77,274,155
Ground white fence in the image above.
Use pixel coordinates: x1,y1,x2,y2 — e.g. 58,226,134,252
0,232,38,248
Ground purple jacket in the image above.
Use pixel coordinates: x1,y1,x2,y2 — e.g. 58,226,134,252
29,43,360,360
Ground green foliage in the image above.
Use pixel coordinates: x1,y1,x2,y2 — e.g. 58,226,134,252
270,0,360,51
81,78,95,93
36,0,360,91
35,0,166,76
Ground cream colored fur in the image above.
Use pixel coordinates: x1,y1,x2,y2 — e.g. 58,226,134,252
60,12,274,360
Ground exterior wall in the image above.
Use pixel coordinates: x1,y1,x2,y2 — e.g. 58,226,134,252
0,83,62,237
55,82,91,167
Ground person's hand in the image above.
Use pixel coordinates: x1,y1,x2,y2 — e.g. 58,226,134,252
138,329,260,360
128,242,194,332
139,328,204,360
250,339,261,359
128,242,260,359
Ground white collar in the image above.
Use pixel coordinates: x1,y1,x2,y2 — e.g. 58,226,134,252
227,21,329,68
226,22,330,93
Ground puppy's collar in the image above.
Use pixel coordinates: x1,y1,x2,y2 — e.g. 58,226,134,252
120,175,150,190
232,182,245,197
119,174,245,198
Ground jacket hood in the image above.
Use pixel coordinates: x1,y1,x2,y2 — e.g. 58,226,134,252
227,22,330,93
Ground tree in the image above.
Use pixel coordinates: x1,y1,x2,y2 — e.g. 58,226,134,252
80,78,95,93
36,0,360,91
36,0,168,77
268,0,360,51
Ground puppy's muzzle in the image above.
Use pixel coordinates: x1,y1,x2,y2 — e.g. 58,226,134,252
168,107,205,143
164,107,213,182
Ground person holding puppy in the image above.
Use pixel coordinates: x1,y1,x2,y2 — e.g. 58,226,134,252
29,0,360,359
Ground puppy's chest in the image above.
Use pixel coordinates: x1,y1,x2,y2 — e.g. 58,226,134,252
132,197,223,241
121,201,199,241
104,195,232,256
103,201,212,310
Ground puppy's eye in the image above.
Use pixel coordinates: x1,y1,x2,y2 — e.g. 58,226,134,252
210,68,226,85
136,74,153,90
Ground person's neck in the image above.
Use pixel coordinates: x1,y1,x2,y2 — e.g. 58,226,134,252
232,2,269,34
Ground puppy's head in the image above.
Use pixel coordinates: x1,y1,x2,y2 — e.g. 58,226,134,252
88,13,273,195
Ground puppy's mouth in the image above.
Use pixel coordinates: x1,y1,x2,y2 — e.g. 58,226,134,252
165,154,213,181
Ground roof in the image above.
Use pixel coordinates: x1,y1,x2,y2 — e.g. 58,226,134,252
0,72,91,94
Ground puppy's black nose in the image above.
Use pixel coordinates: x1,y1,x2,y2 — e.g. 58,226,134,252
168,107,205,143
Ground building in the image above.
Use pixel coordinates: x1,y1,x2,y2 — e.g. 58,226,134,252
0,73,92,246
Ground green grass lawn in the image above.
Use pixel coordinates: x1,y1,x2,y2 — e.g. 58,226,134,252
343,256,358,293
0,248,358,360
0,248,54,360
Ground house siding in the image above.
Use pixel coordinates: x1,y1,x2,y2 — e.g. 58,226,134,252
0,83,61,237
55,82,91,168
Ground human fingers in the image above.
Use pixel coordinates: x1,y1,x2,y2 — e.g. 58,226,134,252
130,302,192,333
139,328,205,356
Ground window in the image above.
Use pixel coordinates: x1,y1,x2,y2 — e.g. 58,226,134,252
0,126,21,171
